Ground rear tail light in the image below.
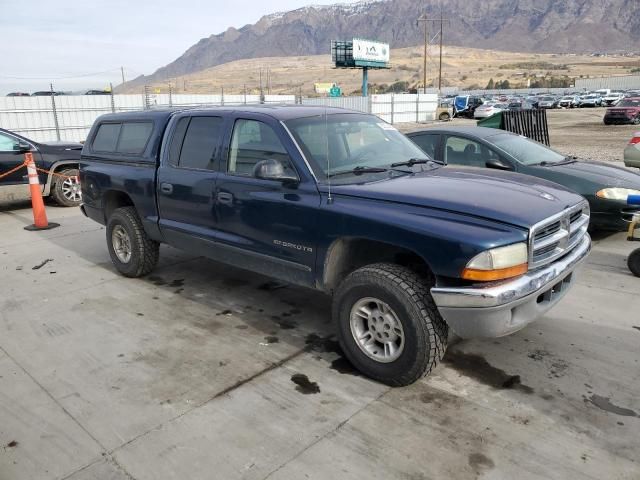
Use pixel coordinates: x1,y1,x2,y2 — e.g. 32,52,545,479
630,135,640,145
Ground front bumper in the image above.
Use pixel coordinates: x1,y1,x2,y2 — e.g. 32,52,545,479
431,235,591,339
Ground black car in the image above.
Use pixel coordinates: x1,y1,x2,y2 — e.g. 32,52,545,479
31,91,65,96
0,128,82,206
407,126,640,231
6,92,30,97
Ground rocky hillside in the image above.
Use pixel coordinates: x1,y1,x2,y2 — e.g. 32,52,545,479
124,0,640,88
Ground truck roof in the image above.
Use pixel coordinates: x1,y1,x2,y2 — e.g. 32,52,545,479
97,105,360,123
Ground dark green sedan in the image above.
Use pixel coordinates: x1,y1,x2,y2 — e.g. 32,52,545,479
407,126,640,231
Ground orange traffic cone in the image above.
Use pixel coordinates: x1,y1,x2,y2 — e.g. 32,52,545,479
24,152,59,231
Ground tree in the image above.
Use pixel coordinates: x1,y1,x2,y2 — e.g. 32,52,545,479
486,78,495,89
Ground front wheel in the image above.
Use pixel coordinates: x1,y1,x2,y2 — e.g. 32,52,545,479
50,168,81,207
439,112,451,121
333,263,448,386
633,116,640,126
106,207,159,277
629,249,640,277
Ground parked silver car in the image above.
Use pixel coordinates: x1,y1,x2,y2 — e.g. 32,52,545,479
625,132,640,169
473,103,507,119
558,95,579,108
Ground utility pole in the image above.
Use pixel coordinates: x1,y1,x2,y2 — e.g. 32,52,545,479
417,14,429,93
120,66,126,85
437,11,450,93
418,12,449,94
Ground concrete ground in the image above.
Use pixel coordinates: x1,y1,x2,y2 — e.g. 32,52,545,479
0,202,639,480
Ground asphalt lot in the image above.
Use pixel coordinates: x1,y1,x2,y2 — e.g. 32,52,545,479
0,199,639,480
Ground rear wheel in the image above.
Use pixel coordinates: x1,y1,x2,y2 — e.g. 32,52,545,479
633,116,640,126
439,112,451,121
629,249,640,277
106,207,159,277
333,263,448,386
50,167,81,207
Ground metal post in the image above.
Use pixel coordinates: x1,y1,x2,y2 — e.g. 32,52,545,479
416,93,420,123
168,83,173,107
362,67,368,97
243,84,247,105
390,93,395,124
109,83,115,113
221,86,224,106
50,83,60,141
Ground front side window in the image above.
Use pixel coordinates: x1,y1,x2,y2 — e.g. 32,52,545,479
444,136,501,168
228,119,294,177
285,113,428,182
0,132,18,152
178,116,223,170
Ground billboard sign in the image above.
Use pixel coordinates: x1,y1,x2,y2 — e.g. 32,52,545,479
353,39,390,64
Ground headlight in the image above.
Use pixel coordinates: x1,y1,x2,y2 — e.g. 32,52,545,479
596,188,640,201
462,242,528,281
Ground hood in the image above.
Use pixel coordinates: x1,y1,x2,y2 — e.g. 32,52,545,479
529,160,640,190
38,141,83,152
330,167,583,229
607,107,640,114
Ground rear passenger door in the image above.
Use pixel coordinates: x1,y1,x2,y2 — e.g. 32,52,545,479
157,114,226,248
214,114,320,286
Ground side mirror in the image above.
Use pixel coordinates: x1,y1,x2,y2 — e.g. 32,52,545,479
253,159,299,185
486,159,513,171
13,141,31,153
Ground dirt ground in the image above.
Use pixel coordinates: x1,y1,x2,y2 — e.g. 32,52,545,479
399,107,639,163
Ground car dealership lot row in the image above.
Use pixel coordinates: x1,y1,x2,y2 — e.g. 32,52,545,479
0,204,639,480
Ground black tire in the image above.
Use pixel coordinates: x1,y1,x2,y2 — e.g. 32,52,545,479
439,112,451,121
106,206,159,277
333,263,448,386
50,167,81,207
629,249,640,278
633,116,640,126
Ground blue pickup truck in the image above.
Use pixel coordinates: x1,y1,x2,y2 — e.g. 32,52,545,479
79,106,591,386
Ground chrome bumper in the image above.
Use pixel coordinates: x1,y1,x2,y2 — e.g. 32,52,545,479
431,234,591,338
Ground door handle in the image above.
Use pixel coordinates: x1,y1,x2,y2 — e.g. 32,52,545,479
217,192,233,205
160,182,173,194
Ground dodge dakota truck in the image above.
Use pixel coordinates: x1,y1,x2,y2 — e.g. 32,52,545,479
79,106,591,386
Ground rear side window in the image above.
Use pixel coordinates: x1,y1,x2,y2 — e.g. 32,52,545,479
410,134,439,159
178,116,223,170
92,123,121,152
117,122,153,154
91,121,153,154
167,117,190,166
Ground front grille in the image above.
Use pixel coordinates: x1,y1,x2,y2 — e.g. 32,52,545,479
529,202,590,269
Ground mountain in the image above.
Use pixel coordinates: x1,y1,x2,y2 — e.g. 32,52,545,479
123,0,640,89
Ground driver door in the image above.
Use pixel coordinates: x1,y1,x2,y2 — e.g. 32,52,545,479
214,115,320,286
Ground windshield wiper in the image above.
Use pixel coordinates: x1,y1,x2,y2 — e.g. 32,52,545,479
327,166,388,178
391,158,443,167
536,156,578,167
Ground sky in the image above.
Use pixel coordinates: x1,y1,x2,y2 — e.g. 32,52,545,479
0,0,358,95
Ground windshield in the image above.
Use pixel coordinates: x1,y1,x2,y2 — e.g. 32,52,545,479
619,99,640,107
489,133,566,165
285,113,430,182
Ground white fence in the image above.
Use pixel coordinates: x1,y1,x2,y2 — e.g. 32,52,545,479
302,93,438,124
0,93,437,143
0,94,297,143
